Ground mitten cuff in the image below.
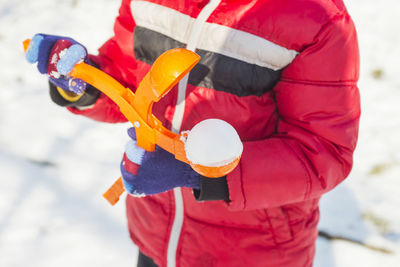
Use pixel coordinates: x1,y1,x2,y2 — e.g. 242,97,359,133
193,176,230,202
49,81,100,107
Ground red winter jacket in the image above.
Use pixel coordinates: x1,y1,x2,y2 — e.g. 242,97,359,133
68,0,360,266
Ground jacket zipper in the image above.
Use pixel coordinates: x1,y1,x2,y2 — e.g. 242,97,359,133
167,1,221,266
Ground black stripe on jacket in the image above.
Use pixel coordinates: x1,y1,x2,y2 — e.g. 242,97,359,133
134,26,281,97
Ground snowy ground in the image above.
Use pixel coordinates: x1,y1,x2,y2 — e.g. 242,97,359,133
0,0,399,267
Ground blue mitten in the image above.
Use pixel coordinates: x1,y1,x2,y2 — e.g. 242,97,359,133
25,33,88,94
121,128,201,197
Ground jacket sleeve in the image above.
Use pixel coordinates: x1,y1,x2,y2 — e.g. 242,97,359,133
66,0,137,123
226,13,361,211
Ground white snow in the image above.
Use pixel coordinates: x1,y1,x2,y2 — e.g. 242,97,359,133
184,119,243,167
0,1,136,267
0,0,399,267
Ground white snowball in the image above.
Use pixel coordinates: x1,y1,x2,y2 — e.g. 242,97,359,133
184,119,243,167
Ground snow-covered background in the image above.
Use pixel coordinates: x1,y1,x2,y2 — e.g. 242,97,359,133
0,0,399,266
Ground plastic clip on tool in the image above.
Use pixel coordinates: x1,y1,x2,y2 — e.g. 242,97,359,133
23,39,241,205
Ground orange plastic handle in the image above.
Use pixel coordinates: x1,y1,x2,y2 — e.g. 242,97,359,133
102,177,124,206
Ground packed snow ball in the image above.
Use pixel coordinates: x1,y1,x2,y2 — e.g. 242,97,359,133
185,119,243,167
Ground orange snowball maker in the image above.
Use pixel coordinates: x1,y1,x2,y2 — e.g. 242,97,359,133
23,39,240,205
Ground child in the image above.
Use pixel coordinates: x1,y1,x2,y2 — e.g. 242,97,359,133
26,0,360,266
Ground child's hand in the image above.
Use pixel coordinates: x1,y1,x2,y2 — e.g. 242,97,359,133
120,128,201,197
25,33,88,94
